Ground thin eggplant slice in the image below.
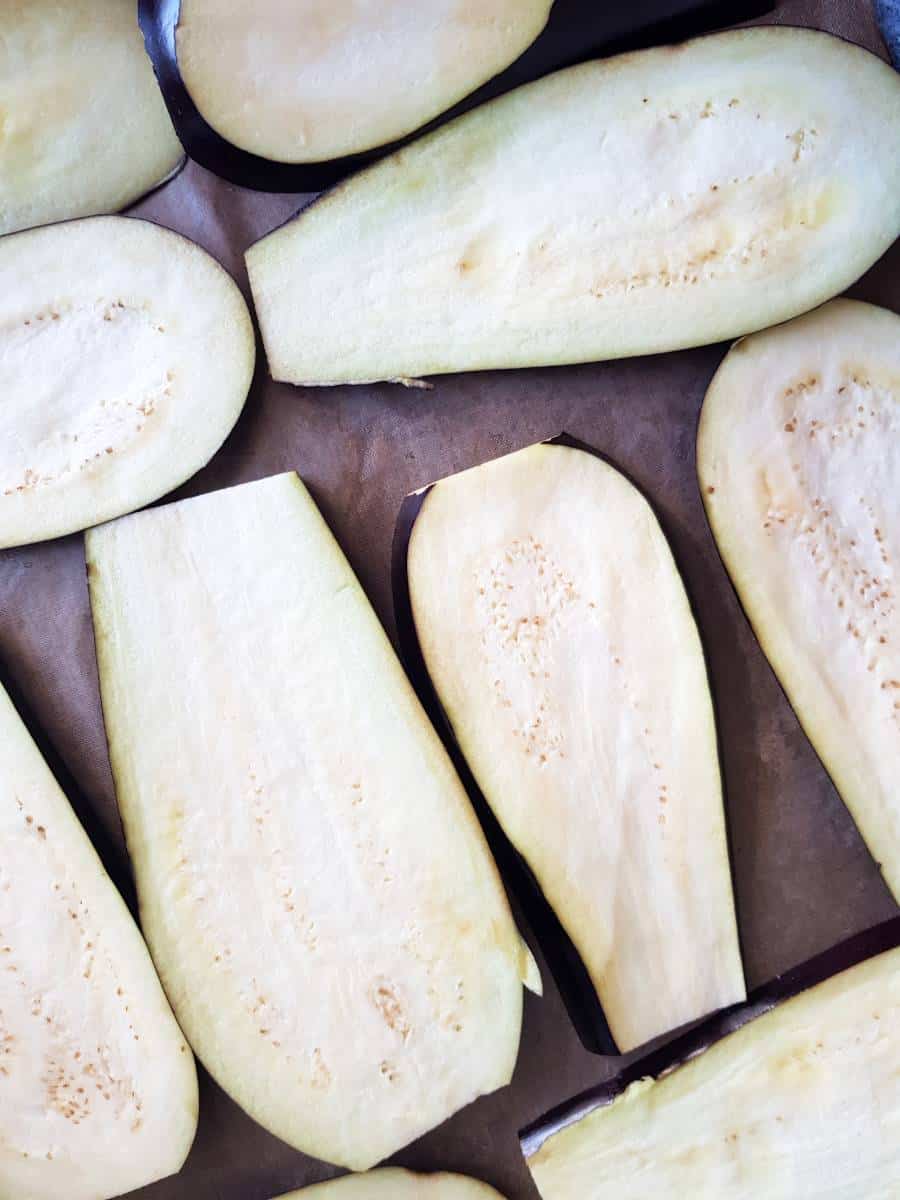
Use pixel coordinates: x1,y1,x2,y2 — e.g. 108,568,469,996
246,27,900,386
699,300,900,899
175,0,553,164
524,918,900,1200
405,442,744,1053
0,0,184,237
0,680,197,1200
86,473,531,1171
0,216,254,549
274,1168,505,1199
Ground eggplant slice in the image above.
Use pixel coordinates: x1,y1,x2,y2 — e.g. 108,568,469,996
0,216,254,549
699,300,900,899
524,918,900,1199
0,680,197,1200
174,0,553,164
246,27,900,386
0,0,183,237
87,473,533,1171
274,1169,505,1199
406,442,744,1053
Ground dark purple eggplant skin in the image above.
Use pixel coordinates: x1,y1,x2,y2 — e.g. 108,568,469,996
391,432,746,1056
138,0,774,193
520,914,900,1158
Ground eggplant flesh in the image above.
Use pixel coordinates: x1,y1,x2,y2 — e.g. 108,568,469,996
698,300,900,898
87,473,532,1171
407,443,744,1052
526,934,900,1200
274,1168,505,1199
0,681,197,1200
0,216,254,549
246,27,900,386
175,0,552,164
0,0,183,237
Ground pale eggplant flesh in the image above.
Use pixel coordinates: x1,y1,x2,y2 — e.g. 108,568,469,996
0,0,184,237
698,300,900,899
405,441,745,1053
86,472,534,1172
0,678,198,1200
0,216,254,549
246,27,900,386
273,1168,505,1200
174,0,553,164
523,917,900,1200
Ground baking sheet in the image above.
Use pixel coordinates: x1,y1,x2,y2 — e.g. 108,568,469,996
0,1,896,1197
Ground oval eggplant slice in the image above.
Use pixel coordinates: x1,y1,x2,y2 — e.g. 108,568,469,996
524,919,900,1200
246,27,900,387
86,472,531,1171
699,299,900,898
274,1169,505,1199
0,0,184,237
0,680,197,1200
0,216,254,549
174,0,553,164
406,442,745,1053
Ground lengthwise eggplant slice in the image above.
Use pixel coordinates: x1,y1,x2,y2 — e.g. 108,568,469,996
0,216,254,550
0,0,183,237
86,473,533,1171
174,0,553,164
274,1169,505,1200
405,441,744,1053
699,300,900,899
246,27,900,387
0,679,197,1200
523,917,900,1200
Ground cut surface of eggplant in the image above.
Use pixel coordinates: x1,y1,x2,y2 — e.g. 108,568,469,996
525,925,900,1199
0,681,197,1200
87,473,531,1171
406,442,744,1053
0,0,183,237
275,1168,505,1199
246,27,900,386
175,0,552,163
0,216,254,549
698,300,900,898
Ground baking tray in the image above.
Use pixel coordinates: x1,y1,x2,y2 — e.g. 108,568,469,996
0,1,895,1197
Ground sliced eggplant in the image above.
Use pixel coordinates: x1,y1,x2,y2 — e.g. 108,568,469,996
0,216,254,549
174,0,553,164
87,472,532,1171
405,441,744,1053
275,1168,504,1199
698,300,900,899
0,679,197,1200
523,917,900,1200
246,27,900,386
0,0,183,237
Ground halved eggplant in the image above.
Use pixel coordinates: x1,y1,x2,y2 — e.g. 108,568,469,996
0,216,254,549
87,472,534,1171
275,1168,504,1199
0,679,197,1200
523,917,900,1200
698,300,900,899
246,27,900,386
174,0,553,164
0,0,183,237
405,441,744,1053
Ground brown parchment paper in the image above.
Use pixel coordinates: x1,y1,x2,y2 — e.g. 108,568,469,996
0,2,896,1196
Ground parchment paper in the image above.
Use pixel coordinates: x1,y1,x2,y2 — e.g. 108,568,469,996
0,2,896,1196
